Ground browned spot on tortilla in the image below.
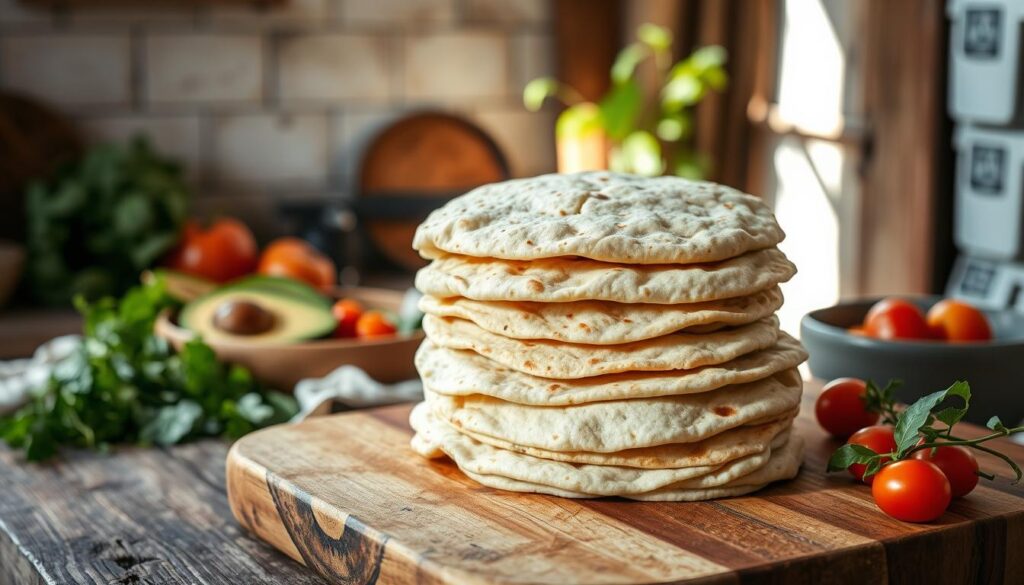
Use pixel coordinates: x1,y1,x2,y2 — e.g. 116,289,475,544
688,444,709,457
527,279,545,292
523,360,535,369
713,406,737,417
592,193,609,200
588,358,600,365
578,322,590,331
622,318,633,323
548,383,561,392
526,240,534,245
566,313,574,318
558,209,567,216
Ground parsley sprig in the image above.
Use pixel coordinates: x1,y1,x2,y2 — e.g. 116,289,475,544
828,381,1023,482
0,277,297,461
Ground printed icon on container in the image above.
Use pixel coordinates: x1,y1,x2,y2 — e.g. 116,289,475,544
964,8,1002,58
970,144,1006,195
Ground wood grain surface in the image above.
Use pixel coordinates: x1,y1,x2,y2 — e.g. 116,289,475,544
227,388,1024,585
0,440,329,585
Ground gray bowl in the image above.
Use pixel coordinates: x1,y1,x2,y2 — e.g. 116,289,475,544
801,296,1024,426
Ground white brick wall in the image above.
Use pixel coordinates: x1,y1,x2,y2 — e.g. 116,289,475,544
278,34,393,103
0,0,557,220
0,35,131,107
212,113,329,185
405,32,508,101
145,35,264,105
80,115,202,179
340,0,456,27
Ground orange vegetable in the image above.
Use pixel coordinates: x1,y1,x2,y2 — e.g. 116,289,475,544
926,299,992,342
258,238,336,292
355,310,396,338
163,218,258,283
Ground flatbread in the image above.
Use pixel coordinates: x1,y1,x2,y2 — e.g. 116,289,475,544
447,436,805,501
413,171,785,264
416,333,807,405
426,368,803,452
418,287,784,344
410,402,794,496
462,411,797,469
415,248,795,305
422,315,780,379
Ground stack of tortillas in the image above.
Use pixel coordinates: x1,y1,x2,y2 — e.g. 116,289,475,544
408,171,808,501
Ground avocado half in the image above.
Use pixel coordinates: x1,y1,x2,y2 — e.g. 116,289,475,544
179,276,335,344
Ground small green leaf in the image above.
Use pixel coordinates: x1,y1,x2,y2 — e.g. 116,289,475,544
988,416,1008,432
555,102,604,139
894,381,971,457
932,381,971,428
598,80,642,141
637,24,672,52
523,78,559,111
656,113,692,142
662,73,704,111
619,131,664,176
236,393,274,425
611,43,648,85
688,45,728,71
827,443,878,472
141,401,202,446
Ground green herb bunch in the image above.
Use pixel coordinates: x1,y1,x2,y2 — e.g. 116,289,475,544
26,137,189,305
0,278,297,461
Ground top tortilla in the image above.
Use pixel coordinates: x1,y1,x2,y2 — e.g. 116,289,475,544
413,171,785,264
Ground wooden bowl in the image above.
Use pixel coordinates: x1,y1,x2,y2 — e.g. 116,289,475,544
155,287,423,391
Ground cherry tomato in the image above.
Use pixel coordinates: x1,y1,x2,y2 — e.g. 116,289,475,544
872,459,951,522
163,218,258,282
258,238,336,291
815,378,879,439
913,445,979,498
926,299,992,343
332,299,363,338
864,298,933,341
847,425,897,483
356,310,397,338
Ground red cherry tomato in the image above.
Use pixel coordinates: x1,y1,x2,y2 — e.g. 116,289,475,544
847,425,897,484
332,299,363,339
926,299,993,342
864,298,933,341
913,445,979,498
872,459,951,522
163,218,258,283
815,378,879,439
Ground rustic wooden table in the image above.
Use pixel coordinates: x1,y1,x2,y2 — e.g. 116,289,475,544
2,380,1023,584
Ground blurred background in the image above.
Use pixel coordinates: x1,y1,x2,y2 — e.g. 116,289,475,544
0,0,986,352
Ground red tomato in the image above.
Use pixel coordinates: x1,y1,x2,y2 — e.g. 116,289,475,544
864,298,933,341
847,425,897,483
815,378,879,439
163,218,258,282
848,325,869,337
332,299,363,338
356,310,397,338
872,459,951,522
913,445,979,498
926,299,993,342
258,238,336,292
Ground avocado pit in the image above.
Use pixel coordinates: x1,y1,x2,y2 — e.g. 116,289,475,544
213,299,276,335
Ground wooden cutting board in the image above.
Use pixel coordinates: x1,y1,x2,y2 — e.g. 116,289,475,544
226,395,1024,584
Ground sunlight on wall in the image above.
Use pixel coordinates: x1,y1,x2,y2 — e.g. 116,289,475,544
773,138,841,337
776,0,846,135
769,0,853,339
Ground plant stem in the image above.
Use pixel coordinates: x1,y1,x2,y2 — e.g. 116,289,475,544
902,426,1024,482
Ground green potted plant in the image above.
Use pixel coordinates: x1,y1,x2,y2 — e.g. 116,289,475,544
524,24,727,178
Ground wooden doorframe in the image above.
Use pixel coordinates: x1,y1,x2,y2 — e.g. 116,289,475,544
858,0,953,295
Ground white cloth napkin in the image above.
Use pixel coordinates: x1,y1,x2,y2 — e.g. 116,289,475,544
0,335,82,414
292,366,422,420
